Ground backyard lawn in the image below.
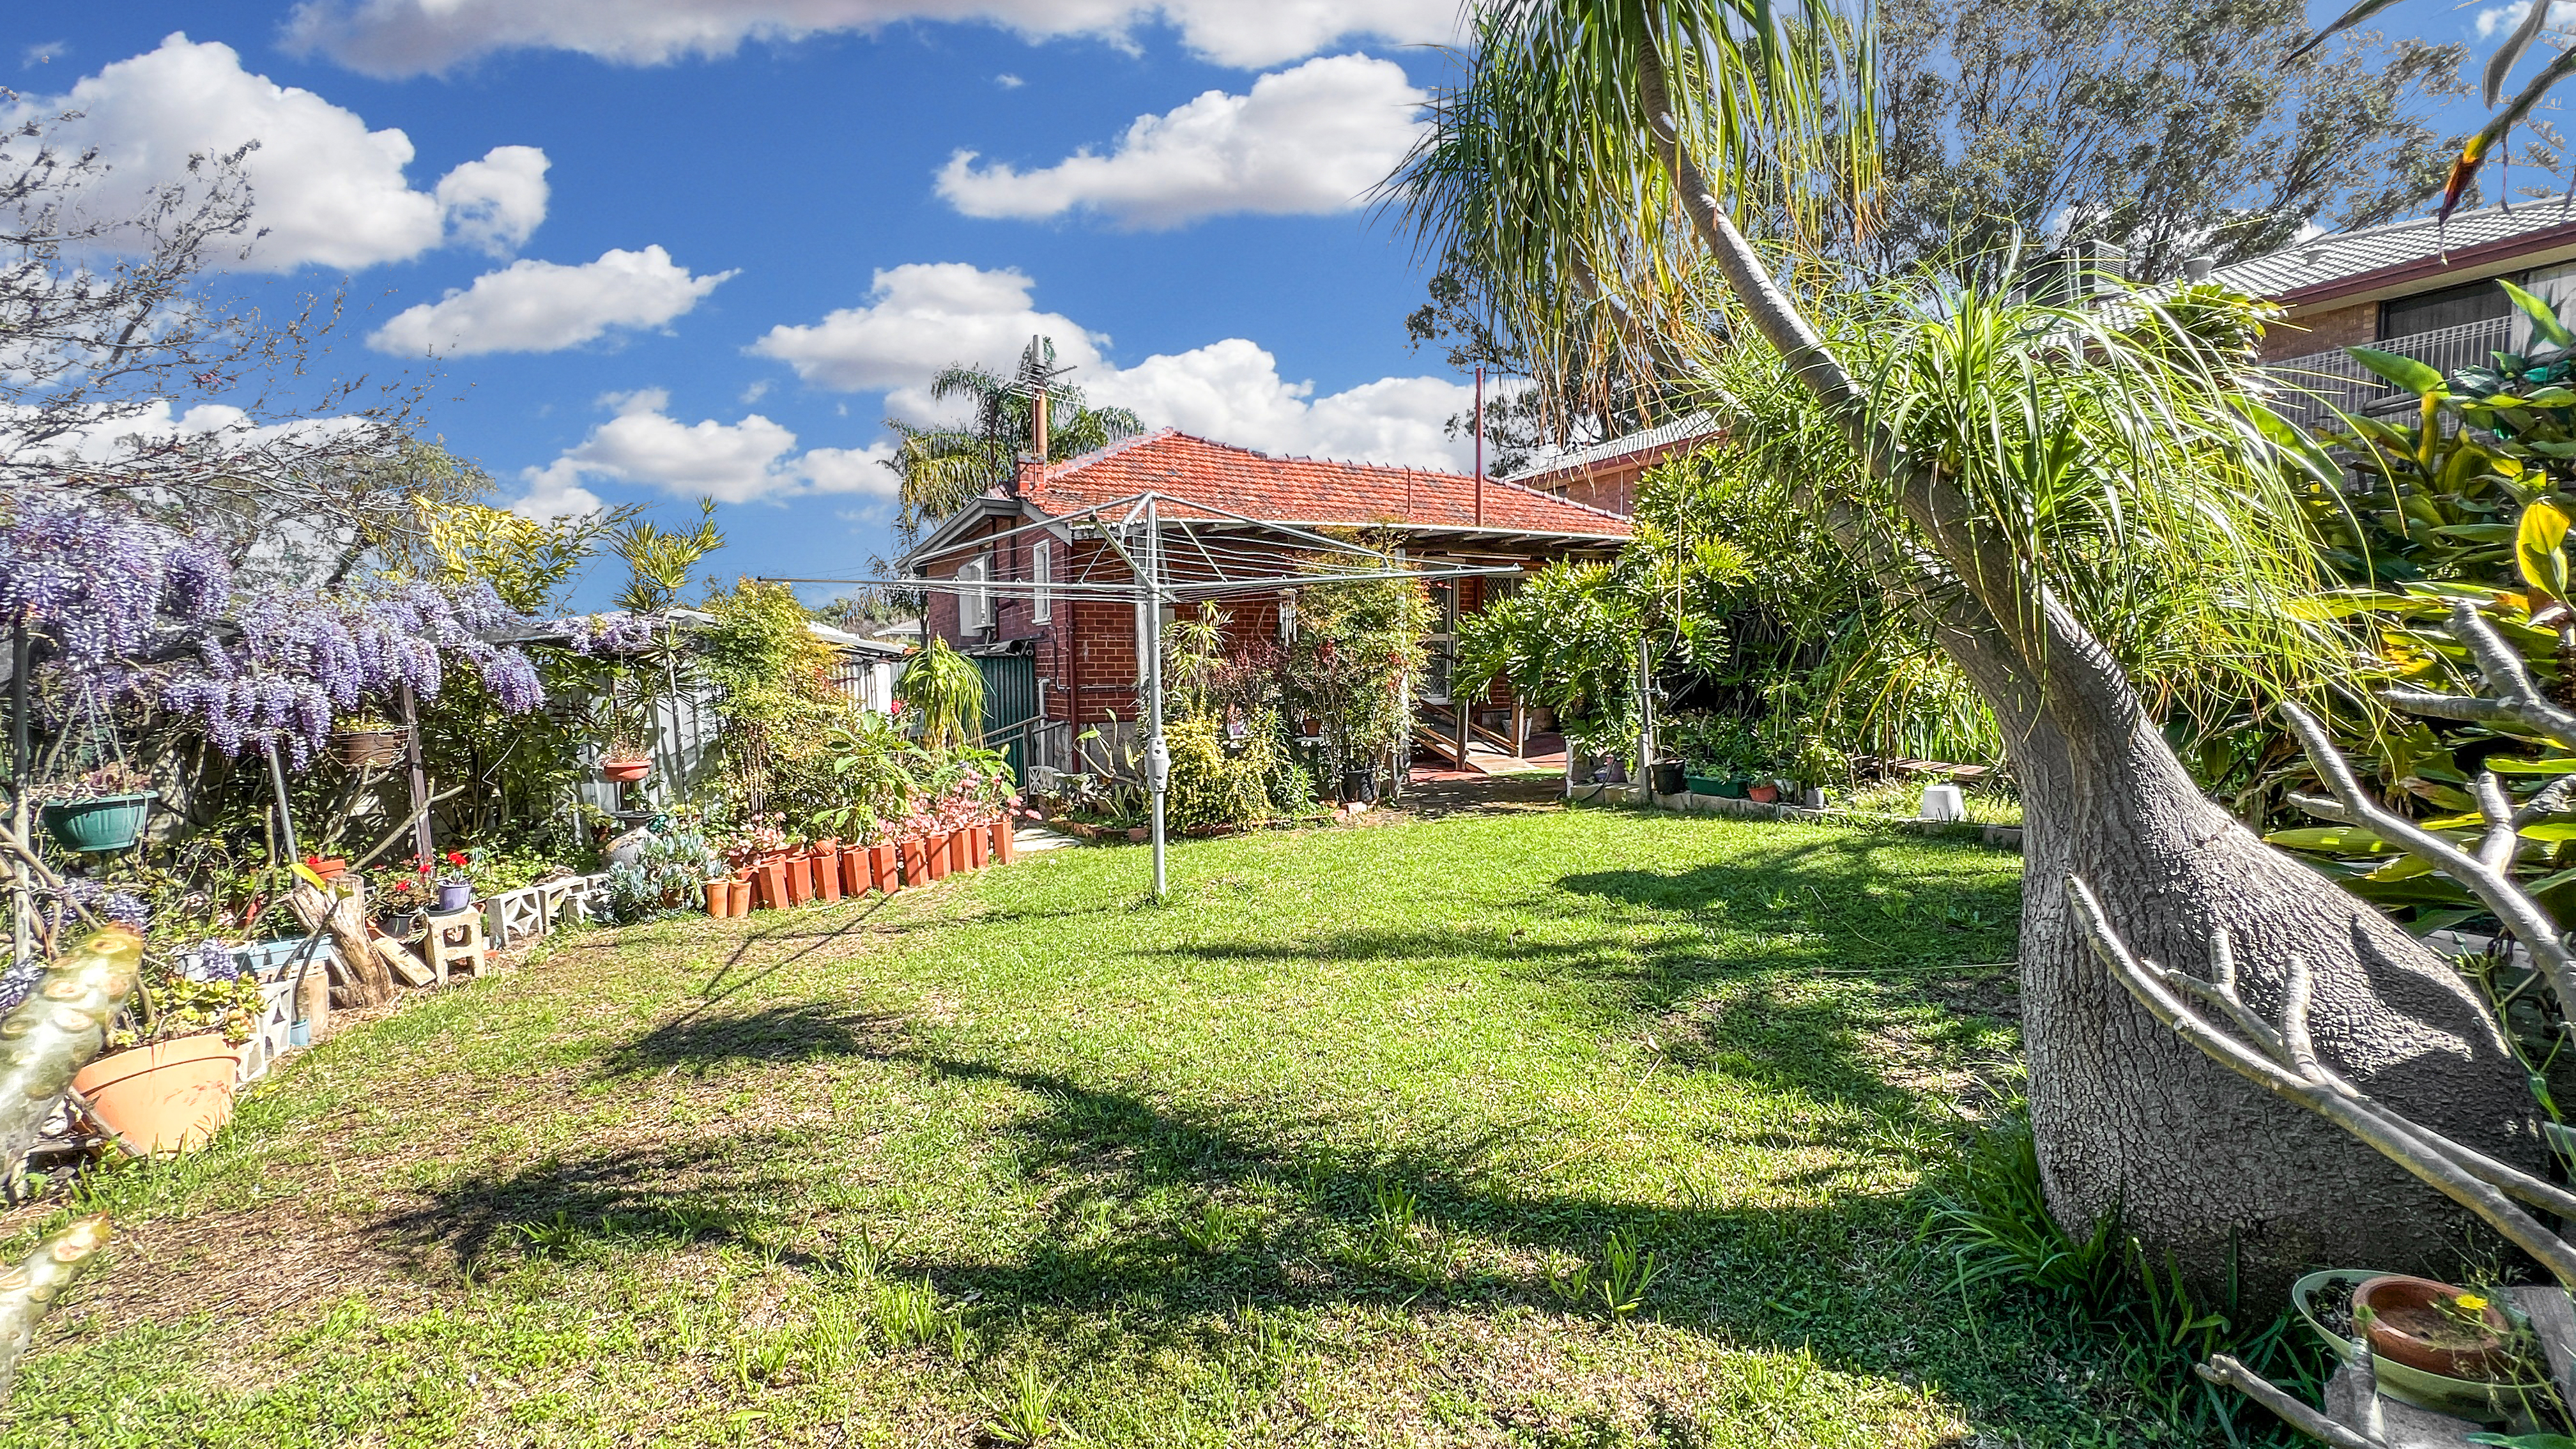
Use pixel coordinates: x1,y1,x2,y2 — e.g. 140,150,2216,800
6,791,2189,1446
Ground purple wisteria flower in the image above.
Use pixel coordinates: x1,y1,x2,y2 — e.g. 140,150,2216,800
0,490,232,664
59,878,150,931
558,611,660,656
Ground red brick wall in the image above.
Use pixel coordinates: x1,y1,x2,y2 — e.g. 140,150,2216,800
2264,300,2375,361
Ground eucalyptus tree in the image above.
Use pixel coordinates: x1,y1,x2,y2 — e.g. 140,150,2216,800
1391,0,2536,1291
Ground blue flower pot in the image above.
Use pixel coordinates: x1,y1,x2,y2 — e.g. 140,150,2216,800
437,882,474,912
41,793,153,854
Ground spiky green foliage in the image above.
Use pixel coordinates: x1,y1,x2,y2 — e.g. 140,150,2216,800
897,636,985,751
885,337,1144,546
1383,0,1876,441
1685,280,2339,738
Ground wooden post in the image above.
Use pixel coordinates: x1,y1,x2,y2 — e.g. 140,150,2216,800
1473,364,1485,528
400,686,431,865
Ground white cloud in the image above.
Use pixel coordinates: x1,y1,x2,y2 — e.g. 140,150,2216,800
1092,339,1476,471
2478,0,2576,36
507,389,900,516
995,73,1024,89
284,0,1459,74
21,41,67,68
749,262,1105,392
433,144,551,255
15,34,548,272
755,262,1483,471
369,245,733,356
936,54,1425,229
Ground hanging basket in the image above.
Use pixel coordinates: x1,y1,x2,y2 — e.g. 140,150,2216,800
41,792,153,854
599,757,654,783
331,728,404,769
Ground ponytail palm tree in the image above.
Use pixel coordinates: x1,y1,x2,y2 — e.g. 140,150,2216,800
1394,0,2533,1295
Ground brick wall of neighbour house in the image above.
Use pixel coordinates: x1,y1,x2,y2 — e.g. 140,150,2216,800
2265,300,2375,360
1554,461,1648,516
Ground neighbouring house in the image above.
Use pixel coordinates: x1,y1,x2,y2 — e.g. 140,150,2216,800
899,427,1633,778
574,614,905,818
1505,410,1723,516
2209,195,2576,431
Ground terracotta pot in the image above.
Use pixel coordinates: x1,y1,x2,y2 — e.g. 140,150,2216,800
947,830,969,873
330,728,404,769
965,825,988,870
307,857,349,882
599,756,653,783
900,836,928,887
993,818,1018,865
1748,783,1781,804
870,843,899,893
924,832,951,881
2357,1275,2515,1381
705,879,728,916
751,861,790,910
812,847,843,902
727,876,751,915
72,1034,238,1155
782,851,812,905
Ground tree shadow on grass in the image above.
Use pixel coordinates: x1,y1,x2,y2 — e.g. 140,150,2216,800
605,1000,907,1077
364,1026,2090,1439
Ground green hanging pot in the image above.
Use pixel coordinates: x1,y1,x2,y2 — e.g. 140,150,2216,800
42,793,154,854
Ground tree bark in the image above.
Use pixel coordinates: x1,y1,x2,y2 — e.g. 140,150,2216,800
1633,43,2540,1294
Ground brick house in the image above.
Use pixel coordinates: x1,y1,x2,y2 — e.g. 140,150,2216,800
2205,195,2576,429
899,428,1632,774
1505,410,1722,516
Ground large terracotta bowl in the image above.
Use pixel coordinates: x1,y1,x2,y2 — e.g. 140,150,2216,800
2356,1275,2515,1381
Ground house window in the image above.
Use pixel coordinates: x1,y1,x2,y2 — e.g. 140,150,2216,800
958,556,990,634
2380,277,2518,341
1033,540,1052,624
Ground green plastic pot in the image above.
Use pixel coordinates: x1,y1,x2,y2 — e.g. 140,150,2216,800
41,792,153,854
2291,1269,2555,1427
1714,777,1749,799
1683,774,1726,797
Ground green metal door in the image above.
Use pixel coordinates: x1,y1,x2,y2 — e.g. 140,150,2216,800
975,654,1038,783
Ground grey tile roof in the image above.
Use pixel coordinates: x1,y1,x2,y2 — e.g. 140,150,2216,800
1502,409,1723,484
2210,195,2576,299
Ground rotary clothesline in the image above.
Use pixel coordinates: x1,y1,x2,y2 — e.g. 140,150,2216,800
765,491,1521,900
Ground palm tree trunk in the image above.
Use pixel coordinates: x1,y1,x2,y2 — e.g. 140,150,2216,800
1634,43,2537,1294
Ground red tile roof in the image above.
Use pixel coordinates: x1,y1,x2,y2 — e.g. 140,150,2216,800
1015,430,1632,540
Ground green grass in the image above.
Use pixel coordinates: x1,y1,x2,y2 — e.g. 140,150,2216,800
7,795,2205,1445
1836,778,2024,827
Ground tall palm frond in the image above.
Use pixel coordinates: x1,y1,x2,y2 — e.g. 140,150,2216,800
1383,1,1879,438
883,337,1144,546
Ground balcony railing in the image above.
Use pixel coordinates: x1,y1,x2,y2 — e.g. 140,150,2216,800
2264,316,2511,435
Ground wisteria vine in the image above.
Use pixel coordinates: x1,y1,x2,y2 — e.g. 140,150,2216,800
2,490,652,769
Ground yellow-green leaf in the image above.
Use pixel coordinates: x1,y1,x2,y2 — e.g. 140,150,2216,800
2519,822,2576,841
2266,826,2391,853
2487,756,2576,774
2518,498,2573,603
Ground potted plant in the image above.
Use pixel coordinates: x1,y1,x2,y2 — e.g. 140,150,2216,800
372,864,434,937
330,712,405,769
599,735,654,783
434,852,476,913
2292,1270,2558,1424
810,838,843,903
72,939,265,1155
38,762,156,854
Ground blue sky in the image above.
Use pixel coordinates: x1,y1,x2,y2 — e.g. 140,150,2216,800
6,1,2538,608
